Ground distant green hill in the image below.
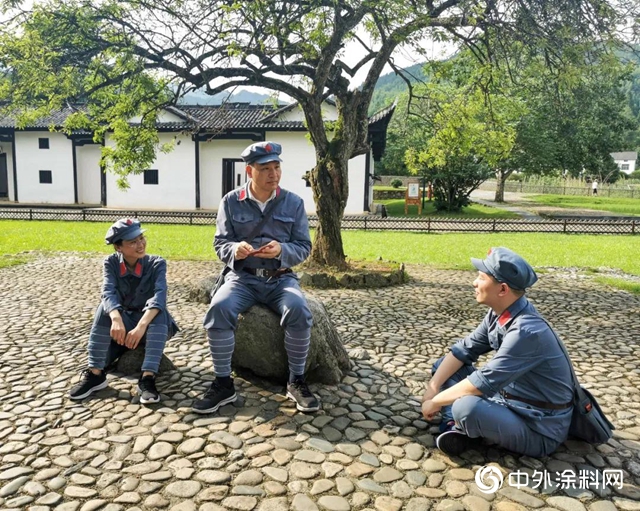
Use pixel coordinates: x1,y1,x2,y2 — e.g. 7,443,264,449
369,62,428,114
178,89,278,105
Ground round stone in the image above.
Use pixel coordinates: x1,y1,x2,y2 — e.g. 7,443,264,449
317,495,350,511
165,481,202,498
148,442,174,460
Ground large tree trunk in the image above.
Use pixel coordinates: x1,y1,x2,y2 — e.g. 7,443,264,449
309,152,350,269
494,169,514,202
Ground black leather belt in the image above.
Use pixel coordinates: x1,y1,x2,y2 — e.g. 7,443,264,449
243,268,292,278
501,390,572,410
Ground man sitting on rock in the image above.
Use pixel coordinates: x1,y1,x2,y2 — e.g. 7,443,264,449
194,141,319,414
69,219,178,404
422,247,574,458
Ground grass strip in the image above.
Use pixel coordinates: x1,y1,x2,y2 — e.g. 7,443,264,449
1,220,640,275
527,194,640,216
593,276,640,295
377,199,518,219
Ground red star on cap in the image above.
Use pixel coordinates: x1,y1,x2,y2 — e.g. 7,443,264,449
126,219,133,225
264,144,272,152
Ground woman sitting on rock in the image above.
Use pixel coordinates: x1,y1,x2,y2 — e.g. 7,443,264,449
69,218,178,404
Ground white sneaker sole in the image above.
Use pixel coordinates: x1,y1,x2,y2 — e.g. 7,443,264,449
69,380,109,400
138,386,161,405
192,393,237,414
286,391,321,413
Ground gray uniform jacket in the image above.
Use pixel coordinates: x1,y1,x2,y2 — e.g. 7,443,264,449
450,295,574,441
214,183,311,274
101,253,178,335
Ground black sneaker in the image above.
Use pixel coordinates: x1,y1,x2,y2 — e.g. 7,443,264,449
192,379,237,414
69,369,108,400
138,374,160,405
436,428,471,457
286,378,320,412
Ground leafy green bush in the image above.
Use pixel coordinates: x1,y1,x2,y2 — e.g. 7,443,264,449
390,178,403,188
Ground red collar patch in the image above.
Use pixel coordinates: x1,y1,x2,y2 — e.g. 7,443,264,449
238,188,247,201
498,309,512,327
119,257,143,277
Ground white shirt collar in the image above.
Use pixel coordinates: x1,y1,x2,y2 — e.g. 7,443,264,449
246,181,276,212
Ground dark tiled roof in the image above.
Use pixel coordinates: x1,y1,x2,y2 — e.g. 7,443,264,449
0,101,394,131
0,105,88,129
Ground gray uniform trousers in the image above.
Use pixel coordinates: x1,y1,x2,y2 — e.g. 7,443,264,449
203,273,313,378
87,303,171,374
432,356,562,457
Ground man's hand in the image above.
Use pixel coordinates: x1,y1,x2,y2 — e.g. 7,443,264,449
251,241,282,259
234,241,254,260
421,399,442,421
125,324,147,350
110,316,126,345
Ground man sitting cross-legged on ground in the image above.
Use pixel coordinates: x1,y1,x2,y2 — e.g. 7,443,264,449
422,247,574,458
69,219,178,404
193,141,319,415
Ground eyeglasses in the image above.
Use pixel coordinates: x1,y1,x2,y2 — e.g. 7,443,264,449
124,235,146,247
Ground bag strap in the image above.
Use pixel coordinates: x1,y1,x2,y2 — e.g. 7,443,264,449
515,313,582,398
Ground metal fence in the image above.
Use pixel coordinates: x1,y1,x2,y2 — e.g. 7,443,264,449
0,207,637,234
478,180,640,198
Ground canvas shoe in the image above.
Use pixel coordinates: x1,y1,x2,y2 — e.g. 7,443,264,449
436,425,472,457
69,369,108,400
138,374,161,404
192,379,237,414
286,377,321,412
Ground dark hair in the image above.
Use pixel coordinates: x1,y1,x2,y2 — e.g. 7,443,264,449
488,273,526,296
113,240,123,250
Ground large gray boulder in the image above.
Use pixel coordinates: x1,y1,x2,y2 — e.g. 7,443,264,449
116,347,176,375
232,296,350,384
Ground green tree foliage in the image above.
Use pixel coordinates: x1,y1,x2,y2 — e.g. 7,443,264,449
404,56,523,210
391,40,637,204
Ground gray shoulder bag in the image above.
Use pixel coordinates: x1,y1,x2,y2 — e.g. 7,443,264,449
524,315,615,444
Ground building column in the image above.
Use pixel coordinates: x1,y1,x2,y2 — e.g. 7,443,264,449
11,131,18,202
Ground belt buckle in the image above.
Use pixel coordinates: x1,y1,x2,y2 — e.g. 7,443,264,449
255,268,267,278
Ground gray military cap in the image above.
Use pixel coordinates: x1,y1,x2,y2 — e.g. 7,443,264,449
471,247,538,290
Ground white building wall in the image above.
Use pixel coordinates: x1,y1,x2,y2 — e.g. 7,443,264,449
76,144,102,204
266,131,316,213
199,138,254,210
346,153,367,215
105,133,196,209
16,131,75,204
278,104,338,122
616,159,637,175
265,131,367,215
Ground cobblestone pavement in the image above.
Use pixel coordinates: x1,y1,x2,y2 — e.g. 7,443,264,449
1,255,640,511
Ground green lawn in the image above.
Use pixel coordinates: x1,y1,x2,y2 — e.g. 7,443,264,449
373,185,406,191
593,276,640,295
527,194,640,216
378,199,518,219
2,220,640,275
